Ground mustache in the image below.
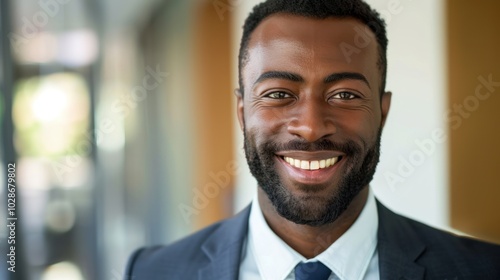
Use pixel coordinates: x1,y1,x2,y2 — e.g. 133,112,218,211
263,138,361,155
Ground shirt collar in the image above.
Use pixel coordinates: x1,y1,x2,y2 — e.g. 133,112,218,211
248,187,378,280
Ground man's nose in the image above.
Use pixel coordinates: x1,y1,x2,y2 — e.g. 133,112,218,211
286,101,337,142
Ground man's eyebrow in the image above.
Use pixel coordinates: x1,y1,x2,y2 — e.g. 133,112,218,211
253,71,304,87
252,71,371,89
324,72,371,89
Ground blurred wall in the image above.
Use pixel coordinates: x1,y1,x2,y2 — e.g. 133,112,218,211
136,0,236,234
367,0,449,229
447,0,500,244
191,1,235,229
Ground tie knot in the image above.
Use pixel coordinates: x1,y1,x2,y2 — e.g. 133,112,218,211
294,261,331,280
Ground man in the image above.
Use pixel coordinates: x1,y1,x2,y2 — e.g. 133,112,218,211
125,0,500,279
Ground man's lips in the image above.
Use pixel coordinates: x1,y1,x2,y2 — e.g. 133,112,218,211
275,150,345,159
274,151,345,184
283,155,340,170
275,150,344,169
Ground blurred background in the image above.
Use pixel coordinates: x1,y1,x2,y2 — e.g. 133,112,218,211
0,0,499,279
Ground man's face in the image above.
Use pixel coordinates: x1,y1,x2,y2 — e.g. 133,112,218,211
237,15,391,226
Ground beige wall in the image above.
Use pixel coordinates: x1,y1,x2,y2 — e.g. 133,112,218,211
192,1,235,229
448,0,500,243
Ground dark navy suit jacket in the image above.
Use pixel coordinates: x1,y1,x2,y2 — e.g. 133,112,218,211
125,201,500,280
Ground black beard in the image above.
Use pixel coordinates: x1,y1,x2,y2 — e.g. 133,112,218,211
244,130,381,227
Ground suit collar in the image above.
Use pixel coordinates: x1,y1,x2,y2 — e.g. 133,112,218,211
199,205,252,280
376,200,426,280
197,200,428,280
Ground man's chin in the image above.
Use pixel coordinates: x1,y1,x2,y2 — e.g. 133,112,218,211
260,177,368,226
262,186,342,226
282,199,336,226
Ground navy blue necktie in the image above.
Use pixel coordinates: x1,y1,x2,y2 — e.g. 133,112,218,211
294,261,331,280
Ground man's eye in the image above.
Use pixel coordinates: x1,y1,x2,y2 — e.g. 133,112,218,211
265,91,292,99
332,92,357,100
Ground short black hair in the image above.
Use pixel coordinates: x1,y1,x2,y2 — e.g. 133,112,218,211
238,0,388,96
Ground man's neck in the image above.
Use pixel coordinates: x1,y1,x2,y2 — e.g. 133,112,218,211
257,187,369,259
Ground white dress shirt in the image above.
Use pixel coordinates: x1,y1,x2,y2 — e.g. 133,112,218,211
239,187,380,280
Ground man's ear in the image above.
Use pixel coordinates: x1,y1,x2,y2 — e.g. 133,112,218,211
235,89,244,131
380,91,392,129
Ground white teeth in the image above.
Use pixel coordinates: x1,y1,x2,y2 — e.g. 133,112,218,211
310,161,319,170
300,160,310,169
283,156,339,170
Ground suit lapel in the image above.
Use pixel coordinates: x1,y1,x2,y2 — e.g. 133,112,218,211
197,200,427,279
376,201,426,280
199,205,252,280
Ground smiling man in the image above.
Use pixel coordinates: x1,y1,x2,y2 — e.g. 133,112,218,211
125,1,500,279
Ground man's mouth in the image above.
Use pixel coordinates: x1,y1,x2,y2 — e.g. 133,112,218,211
282,156,341,170
274,151,345,185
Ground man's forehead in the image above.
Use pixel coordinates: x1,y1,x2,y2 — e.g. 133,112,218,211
244,14,380,90
247,14,378,51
